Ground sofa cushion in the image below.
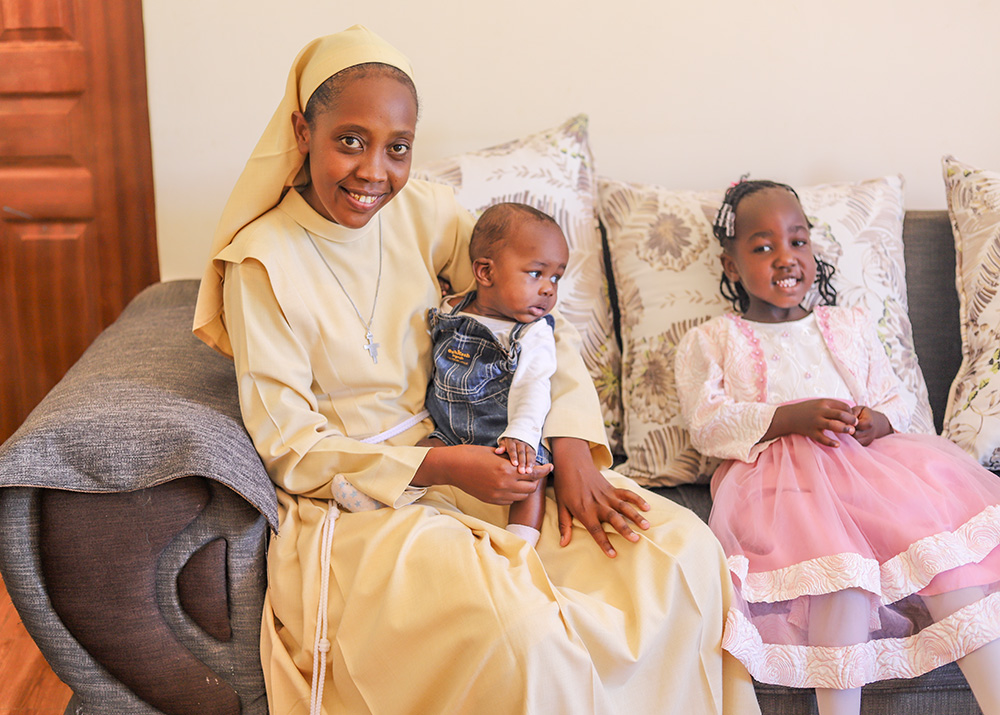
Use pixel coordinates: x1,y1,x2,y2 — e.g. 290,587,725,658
413,115,623,452
600,175,934,486
941,156,1000,470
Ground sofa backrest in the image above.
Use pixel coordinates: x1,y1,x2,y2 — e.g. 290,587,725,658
901,210,961,433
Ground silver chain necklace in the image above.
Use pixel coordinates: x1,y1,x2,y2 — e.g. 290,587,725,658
307,215,383,364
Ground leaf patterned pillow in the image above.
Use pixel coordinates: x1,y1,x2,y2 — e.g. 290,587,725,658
599,174,934,487
412,116,623,452
941,156,1000,470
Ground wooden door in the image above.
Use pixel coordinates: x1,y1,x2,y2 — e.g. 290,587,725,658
0,0,158,443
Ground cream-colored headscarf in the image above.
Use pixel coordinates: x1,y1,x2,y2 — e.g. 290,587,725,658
192,25,415,356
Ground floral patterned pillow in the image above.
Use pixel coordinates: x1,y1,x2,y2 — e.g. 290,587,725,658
599,174,934,487
941,156,1000,470
413,116,623,451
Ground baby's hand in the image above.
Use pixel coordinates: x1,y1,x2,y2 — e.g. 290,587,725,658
850,405,893,446
496,438,537,474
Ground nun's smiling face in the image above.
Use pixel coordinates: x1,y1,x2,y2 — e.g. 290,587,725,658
292,74,417,228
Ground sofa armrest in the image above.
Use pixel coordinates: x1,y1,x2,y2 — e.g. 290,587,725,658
0,280,276,714
0,280,278,523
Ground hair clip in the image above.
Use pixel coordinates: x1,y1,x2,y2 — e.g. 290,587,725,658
716,203,736,238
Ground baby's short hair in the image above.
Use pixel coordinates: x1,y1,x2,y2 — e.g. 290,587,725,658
469,203,559,261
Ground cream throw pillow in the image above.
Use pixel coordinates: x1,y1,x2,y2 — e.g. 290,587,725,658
599,174,934,487
413,116,622,451
941,156,1000,470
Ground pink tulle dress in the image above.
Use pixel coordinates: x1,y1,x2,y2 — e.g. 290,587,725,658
675,308,1000,690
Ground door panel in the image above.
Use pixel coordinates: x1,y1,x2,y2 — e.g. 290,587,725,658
0,0,158,442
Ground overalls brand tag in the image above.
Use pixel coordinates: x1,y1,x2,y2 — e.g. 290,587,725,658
446,347,471,365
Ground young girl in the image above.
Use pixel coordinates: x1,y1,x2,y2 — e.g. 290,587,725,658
675,178,1000,715
421,202,568,546
193,25,761,714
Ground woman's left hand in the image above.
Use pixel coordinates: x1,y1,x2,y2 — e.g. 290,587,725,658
549,437,651,558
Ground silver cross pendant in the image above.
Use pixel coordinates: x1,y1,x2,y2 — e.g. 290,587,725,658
364,330,380,364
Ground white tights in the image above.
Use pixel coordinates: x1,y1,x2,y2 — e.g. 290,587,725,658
924,586,1000,715
808,586,1000,715
809,589,867,715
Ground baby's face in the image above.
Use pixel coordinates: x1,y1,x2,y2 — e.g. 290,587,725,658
476,219,569,323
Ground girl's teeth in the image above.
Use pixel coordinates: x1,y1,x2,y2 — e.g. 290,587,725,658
350,192,377,205
776,278,797,288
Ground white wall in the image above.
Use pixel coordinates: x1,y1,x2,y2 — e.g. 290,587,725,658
143,0,1000,281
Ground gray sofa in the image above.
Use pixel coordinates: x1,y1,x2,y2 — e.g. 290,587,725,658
0,210,987,714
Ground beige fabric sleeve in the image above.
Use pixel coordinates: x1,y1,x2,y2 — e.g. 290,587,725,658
544,310,614,469
434,193,477,294
223,259,427,506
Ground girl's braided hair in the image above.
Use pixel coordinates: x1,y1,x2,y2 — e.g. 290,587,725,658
713,177,837,313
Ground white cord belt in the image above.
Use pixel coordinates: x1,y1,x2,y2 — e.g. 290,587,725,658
360,409,429,444
309,409,429,714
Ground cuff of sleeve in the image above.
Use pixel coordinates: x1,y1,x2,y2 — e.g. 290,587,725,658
542,435,613,470
746,438,776,462
498,428,542,449
736,403,779,463
393,485,428,508
347,444,430,507
543,404,610,451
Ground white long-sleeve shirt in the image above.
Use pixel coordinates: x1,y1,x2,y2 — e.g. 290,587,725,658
438,299,558,451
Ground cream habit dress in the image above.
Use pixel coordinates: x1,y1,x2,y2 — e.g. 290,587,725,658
194,26,759,715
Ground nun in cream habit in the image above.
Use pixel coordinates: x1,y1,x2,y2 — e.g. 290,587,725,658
194,25,760,715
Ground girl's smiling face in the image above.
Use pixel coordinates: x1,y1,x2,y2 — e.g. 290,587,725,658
292,73,417,228
721,187,817,323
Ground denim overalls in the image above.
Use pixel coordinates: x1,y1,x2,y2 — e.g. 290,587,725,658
425,291,553,464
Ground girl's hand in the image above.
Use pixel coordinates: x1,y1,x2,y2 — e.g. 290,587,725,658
766,399,857,448
549,437,650,558
496,438,536,474
850,405,893,446
412,444,551,504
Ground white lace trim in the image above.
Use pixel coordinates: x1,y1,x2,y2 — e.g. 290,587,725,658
729,504,1000,605
723,591,1000,689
